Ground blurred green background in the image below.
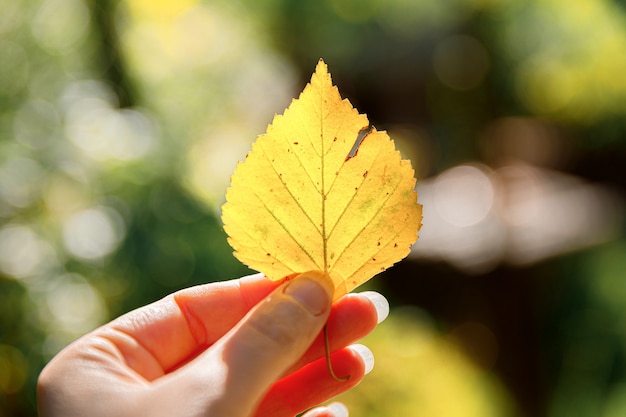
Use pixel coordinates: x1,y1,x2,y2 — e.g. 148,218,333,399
1,0,625,416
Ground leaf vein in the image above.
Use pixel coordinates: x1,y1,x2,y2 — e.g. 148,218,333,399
325,146,385,240
245,184,322,270
258,147,323,235
327,172,405,272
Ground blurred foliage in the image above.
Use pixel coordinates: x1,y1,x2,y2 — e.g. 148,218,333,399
1,0,626,416
334,308,519,417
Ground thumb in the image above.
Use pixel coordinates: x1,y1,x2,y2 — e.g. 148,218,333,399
210,271,334,416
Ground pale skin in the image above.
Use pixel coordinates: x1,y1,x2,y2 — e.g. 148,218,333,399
37,271,385,417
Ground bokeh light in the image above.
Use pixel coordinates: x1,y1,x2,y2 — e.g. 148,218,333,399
0,158,45,209
62,206,126,261
31,0,91,54
65,97,157,163
413,164,506,273
0,225,56,279
434,164,494,227
499,0,626,123
44,274,107,334
412,163,623,271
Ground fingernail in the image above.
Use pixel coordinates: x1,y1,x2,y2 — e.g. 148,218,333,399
326,402,349,417
360,291,389,324
284,273,332,316
349,344,374,375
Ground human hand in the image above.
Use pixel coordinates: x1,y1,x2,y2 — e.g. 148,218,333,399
37,271,388,417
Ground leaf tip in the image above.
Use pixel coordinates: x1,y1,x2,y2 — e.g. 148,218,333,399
315,58,329,77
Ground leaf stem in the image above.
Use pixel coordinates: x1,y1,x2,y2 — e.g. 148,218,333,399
324,324,350,382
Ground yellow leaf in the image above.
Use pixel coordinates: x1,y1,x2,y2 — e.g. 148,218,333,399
222,59,422,300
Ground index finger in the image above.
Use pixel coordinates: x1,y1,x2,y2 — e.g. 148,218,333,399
103,273,284,377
